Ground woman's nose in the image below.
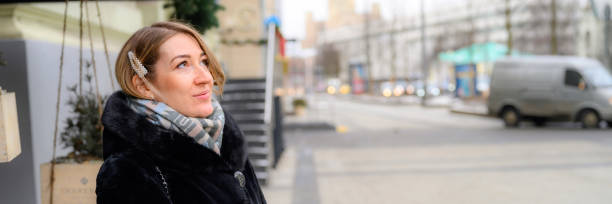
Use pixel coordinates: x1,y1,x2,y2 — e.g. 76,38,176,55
193,62,213,85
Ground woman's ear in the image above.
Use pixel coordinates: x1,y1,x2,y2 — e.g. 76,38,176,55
131,75,154,99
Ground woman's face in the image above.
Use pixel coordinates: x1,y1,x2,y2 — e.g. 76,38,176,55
150,33,214,118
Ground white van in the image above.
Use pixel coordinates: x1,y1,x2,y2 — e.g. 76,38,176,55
487,56,612,128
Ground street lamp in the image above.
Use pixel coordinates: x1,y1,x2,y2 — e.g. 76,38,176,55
420,0,429,106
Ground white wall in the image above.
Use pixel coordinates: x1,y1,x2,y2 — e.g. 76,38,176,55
0,39,117,204
25,39,117,204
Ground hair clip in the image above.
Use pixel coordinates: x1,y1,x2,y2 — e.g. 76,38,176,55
128,51,148,79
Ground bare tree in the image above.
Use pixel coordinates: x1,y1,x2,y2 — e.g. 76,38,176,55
433,29,449,57
315,43,341,78
403,19,417,82
388,0,400,84
363,0,374,94
506,0,513,55
467,0,476,63
514,0,579,55
551,0,558,54
604,4,611,69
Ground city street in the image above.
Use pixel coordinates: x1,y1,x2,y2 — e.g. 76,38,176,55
4,1,612,204
263,95,612,204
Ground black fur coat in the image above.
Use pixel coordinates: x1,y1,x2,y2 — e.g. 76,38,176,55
96,92,266,204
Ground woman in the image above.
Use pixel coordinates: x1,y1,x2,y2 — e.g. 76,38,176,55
96,21,266,204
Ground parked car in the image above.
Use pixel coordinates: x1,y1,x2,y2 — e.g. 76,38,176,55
380,80,408,97
326,78,341,94
380,81,393,97
487,56,612,128
407,81,441,97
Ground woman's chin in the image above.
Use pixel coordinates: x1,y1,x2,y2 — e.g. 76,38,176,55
192,105,213,118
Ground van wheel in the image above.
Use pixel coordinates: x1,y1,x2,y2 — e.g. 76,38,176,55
502,107,521,127
607,121,612,128
533,118,547,127
579,110,600,129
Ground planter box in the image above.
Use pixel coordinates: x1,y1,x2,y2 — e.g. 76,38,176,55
40,161,102,204
294,106,306,116
0,89,20,162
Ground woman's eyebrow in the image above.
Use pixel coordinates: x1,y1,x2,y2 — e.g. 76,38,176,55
170,54,190,63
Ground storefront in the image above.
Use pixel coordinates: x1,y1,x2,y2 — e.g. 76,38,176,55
439,42,523,99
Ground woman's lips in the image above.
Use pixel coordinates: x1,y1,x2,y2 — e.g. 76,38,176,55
193,91,210,100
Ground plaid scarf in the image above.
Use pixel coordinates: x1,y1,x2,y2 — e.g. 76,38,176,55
127,96,225,155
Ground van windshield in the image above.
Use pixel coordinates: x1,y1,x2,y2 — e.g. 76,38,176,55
583,67,612,88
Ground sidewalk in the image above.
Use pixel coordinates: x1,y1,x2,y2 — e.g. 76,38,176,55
333,94,453,107
261,147,297,204
284,93,490,124
283,106,336,132
264,95,492,203
282,94,454,131
312,93,489,116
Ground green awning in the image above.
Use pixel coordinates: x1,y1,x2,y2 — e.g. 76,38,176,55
439,42,524,65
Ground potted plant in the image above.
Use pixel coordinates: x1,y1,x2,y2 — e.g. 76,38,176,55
41,65,106,204
292,98,307,116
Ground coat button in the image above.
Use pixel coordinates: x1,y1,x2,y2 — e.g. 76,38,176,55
234,171,246,188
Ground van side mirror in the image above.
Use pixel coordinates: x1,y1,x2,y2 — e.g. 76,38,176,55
578,81,585,90
578,80,590,91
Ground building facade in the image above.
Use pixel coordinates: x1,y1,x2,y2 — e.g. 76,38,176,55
307,0,584,94
216,0,282,79
0,2,168,204
577,2,612,71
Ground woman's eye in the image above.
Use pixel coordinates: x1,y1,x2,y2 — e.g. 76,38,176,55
177,61,187,69
200,59,209,67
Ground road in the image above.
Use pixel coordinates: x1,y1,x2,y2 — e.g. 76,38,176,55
262,95,612,204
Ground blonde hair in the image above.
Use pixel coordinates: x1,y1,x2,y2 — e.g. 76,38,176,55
115,21,225,98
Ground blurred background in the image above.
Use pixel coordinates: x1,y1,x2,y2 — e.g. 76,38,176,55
1,0,612,203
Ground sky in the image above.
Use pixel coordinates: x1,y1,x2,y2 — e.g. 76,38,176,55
280,0,326,40
279,0,462,56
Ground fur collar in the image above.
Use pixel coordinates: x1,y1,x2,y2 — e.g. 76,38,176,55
101,91,248,173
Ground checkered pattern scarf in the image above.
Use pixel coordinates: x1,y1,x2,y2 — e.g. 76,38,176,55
127,97,225,155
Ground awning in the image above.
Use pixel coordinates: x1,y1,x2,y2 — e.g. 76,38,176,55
439,42,524,65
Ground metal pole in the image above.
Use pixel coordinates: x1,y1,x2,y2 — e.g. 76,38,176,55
605,5,611,70
264,24,276,124
420,0,428,106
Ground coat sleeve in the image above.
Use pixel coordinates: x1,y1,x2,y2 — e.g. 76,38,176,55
96,154,169,204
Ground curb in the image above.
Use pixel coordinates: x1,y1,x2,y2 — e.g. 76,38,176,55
449,109,493,117
283,122,336,131
336,95,453,107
